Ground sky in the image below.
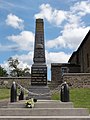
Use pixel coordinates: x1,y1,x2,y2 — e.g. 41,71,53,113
0,0,90,80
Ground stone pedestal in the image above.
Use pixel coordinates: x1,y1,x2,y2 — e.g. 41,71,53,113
31,63,47,86
30,63,51,99
28,86,51,100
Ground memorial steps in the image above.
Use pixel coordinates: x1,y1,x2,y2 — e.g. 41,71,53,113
0,108,89,116
7,100,74,108
0,100,90,120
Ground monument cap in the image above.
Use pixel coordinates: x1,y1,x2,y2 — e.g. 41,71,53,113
36,18,43,23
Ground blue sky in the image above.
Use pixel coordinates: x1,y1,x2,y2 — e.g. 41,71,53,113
0,0,90,80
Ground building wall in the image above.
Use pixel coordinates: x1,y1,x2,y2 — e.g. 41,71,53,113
63,73,90,88
68,30,90,73
80,35,90,72
51,63,80,85
68,52,77,64
51,64,62,84
68,65,80,73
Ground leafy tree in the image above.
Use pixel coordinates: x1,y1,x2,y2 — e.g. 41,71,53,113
0,65,8,77
8,57,30,77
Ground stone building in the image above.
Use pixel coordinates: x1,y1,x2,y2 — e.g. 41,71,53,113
51,63,80,85
68,30,90,73
51,30,90,86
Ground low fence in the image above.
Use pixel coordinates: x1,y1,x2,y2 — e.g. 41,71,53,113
0,77,31,89
63,73,90,88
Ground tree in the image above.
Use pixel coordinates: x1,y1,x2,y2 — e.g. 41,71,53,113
8,57,30,77
0,65,8,77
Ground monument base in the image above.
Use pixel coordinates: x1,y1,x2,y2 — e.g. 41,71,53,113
31,63,47,86
28,85,51,100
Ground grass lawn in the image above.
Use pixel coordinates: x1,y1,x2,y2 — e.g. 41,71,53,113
51,88,90,112
70,88,90,112
0,88,10,100
0,88,28,100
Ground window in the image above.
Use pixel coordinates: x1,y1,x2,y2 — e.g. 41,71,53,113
61,67,68,74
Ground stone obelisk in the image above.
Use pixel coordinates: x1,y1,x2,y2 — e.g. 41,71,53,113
29,19,50,99
31,18,47,86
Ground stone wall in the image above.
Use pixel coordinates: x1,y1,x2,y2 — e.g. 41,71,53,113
63,73,90,88
0,77,31,89
1,74,90,89
51,63,81,87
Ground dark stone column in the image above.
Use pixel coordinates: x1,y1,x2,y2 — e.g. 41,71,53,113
28,19,50,99
31,19,47,86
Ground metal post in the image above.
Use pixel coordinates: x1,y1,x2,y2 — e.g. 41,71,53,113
60,82,69,102
19,89,24,100
10,82,17,102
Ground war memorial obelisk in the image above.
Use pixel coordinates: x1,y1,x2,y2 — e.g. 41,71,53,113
29,19,50,99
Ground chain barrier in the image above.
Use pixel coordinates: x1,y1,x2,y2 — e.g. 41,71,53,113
49,83,65,95
16,83,39,96
16,82,64,96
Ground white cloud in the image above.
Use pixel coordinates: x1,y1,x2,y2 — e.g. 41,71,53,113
70,0,90,16
1,52,33,74
14,52,33,66
46,51,71,67
1,60,31,74
35,4,67,26
63,26,90,49
46,26,90,50
1,62,10,74
35,4,52,22
1,50,70,75
10,51,70,69
7,31,34,51
12,52,33,72
0,43,19,52
35,2,90,27
35,2,90,50
46,36,65,49
5,13,24,30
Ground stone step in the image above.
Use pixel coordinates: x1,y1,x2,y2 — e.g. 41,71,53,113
0,108,89,116
7,101,74,108
35,102,73,108
0,116,90,120
29,86,50,93
28,95,51,100
28,86,51,100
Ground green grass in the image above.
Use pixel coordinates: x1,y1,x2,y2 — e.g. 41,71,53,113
0,88,27,100
51,88,90,112
70,88,90,112
51,92,60,100
0,88,10,100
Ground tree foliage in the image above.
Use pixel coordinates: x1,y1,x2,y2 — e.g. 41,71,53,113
0,66,8,77
8,57,30,77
